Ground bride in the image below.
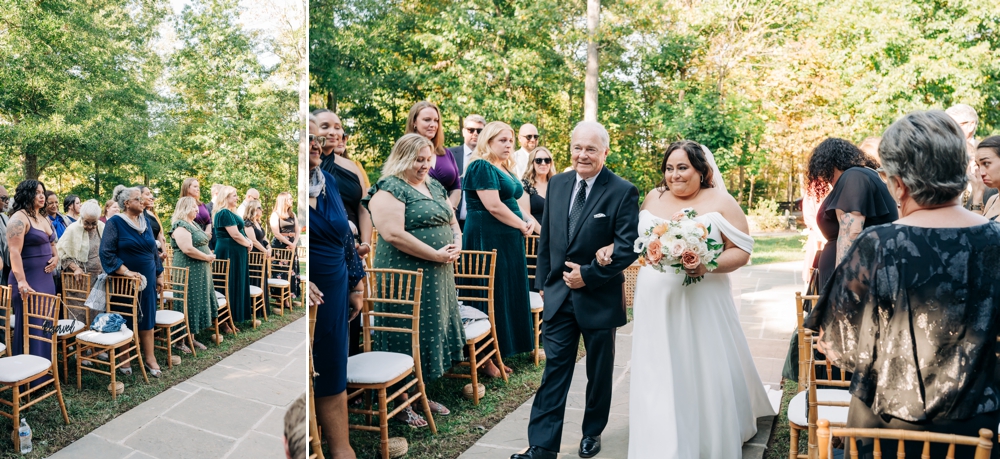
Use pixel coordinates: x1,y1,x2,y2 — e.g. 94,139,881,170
602,140,774,457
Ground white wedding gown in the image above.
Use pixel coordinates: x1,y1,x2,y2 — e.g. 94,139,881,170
628,210,775,458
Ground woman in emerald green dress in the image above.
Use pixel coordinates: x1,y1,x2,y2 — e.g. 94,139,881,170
463,121,536,376
170,196,218,349
213,185,254,324
364,133,466,426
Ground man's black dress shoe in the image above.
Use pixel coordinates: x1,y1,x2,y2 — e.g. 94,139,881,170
579,435,601,458
510,445,557,459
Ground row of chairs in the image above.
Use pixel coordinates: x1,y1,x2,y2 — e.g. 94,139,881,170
787,292,995,458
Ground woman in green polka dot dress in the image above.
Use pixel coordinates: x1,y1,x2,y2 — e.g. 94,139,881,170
364,133,466,423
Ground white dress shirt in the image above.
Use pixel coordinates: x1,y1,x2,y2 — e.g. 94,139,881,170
569,173,597,214
513,148,529,180
459,144,475,220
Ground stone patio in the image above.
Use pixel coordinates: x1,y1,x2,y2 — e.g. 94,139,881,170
459,261,802,459
48,317,308,459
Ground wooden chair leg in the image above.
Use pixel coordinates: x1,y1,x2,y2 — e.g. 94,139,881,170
12,385,20,451
789,424,799,459
76,344,84,390
468,343,480,405
165,328,174,369
110,348,118,401
417,379,437,435
494,336,508,384
378,388,390,459
186,320,197,358
53,367,70,424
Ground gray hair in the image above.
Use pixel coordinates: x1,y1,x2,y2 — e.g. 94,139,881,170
570,121,610,150
464,114,486,126
879,110,967,206
112,185,141,210
945,103,978,124
80,199,101,220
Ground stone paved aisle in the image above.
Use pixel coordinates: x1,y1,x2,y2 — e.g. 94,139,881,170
49,317,308,459
459,261,802,459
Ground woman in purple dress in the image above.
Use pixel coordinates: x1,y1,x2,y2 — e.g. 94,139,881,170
182,178,213,237
405,101,463,207
6,180,59,367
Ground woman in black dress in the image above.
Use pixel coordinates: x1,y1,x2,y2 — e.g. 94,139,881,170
806,111,1000,458
269,192,301,298
521,146,554,233
138,186,167,262
807,138,897,290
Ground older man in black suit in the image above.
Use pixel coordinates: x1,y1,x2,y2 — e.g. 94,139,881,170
447,114,486,229
512,121,640,459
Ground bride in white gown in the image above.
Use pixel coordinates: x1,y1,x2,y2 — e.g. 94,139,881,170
611,141,775,458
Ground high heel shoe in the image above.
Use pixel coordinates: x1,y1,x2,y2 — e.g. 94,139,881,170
145,365,162,378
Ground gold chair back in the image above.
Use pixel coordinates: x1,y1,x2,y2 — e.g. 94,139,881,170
61,272,92,324
106,276,141,331
818,419,993,459
0,285,10,356
22,292,62,361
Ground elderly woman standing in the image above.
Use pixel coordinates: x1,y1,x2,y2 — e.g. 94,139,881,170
7,180,58,364
170,196,217,350
806,111,1000,458
363,133,467,425
214,185,254,324
57,200,104,289
100,185,164,376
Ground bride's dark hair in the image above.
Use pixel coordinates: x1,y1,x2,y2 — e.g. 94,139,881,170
656,140,714,192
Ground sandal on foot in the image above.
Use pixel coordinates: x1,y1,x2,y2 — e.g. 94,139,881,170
119,366,132,376
146,365,162,378
479,366,502,378
193,341,208,351
175,344,192,355
426,400,451,416
394,406,428,428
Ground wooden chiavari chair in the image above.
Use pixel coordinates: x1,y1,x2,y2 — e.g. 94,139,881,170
307,297,324,459
347,268,435,459
524,234,545,366
1,286,12,357
445,250,506,404
211,259,237,343
155,266,196,368
248,251,268,328
76,276,149,399
818,418,993,459
268,248,295,316
58,272,91,382
0,291,70,450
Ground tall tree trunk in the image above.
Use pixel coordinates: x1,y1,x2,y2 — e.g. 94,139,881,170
94,160,101,197
738,161,745,205
583,0,600,121
23,153,38,180
328,92,336,112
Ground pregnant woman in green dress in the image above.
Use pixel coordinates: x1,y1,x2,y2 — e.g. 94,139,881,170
363,133,467,426
463,121,536,376
170,196,218,350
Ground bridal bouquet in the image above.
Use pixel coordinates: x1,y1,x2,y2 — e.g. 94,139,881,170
633,208,724,286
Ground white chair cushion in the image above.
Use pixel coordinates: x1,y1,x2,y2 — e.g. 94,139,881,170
300,275,308,283
215,290,225,300
267,278,290,287
347,351,413,384
57,319,85,336
0,342,5,355
249,285,263,296
155,310,185,326
77,327,134,346
464,320,492,341
217,298,227,307
162,291,175,299
0,354,52,383
529,292,544,312
787,388,851,426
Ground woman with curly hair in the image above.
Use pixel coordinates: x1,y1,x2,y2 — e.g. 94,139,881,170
807,138,897,290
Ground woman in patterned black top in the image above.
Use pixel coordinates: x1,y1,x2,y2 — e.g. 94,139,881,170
805,110,1000,459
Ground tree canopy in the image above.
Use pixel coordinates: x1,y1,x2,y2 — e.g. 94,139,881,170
311,0,1000,206
0,0,300,213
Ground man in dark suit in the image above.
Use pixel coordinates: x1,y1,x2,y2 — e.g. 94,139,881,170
447,114,486,230
512,121,640,459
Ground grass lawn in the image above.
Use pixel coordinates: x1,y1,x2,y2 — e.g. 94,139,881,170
338,341,587,459
752,233,807,266
764,380,806,459
0,307,305,458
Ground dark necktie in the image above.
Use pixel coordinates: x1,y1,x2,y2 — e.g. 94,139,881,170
568,180,588,237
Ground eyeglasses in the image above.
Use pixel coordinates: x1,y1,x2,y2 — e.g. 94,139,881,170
465,128,482,134
523,134,540,140
308,134,327,147
534,158,552,164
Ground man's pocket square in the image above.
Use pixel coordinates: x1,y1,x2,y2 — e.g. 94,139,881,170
593,213,606,218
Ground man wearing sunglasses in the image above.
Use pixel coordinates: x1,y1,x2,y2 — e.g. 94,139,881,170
514,123,540,179
447,114,486,229
0,185,9,286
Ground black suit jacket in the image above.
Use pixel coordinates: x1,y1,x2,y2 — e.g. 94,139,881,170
536,166,639,329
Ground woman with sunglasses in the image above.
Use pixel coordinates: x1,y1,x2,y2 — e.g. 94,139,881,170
521,147,554,234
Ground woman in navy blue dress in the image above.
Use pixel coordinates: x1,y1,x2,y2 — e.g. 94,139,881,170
100,185,165,377
308,115,366,455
